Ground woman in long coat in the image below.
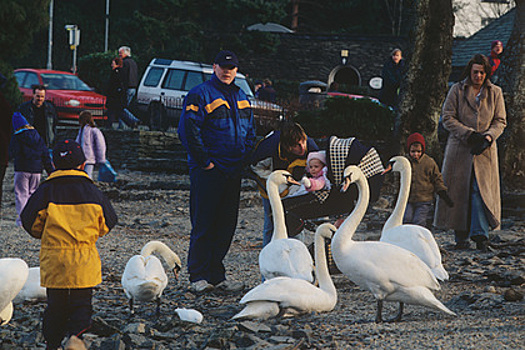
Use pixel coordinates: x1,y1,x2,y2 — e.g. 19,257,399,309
434,54,506,251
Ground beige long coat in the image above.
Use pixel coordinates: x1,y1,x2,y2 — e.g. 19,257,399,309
434,78,506,231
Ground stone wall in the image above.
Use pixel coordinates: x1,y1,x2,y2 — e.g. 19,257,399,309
58,128,189,173
241,34,408,87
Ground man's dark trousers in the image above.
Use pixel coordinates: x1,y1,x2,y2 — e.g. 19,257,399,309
188,167,241,285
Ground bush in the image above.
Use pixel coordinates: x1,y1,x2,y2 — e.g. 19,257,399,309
78,51,119,94
0,60,23,109
296,96,395,141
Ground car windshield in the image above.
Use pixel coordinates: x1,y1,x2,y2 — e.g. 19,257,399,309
203,73,254,98
40,73,91,91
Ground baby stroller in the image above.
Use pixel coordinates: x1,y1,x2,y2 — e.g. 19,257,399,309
248,136,385,274
282,136,385,237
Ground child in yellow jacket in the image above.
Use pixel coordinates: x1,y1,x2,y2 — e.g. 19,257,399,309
21,139,117,349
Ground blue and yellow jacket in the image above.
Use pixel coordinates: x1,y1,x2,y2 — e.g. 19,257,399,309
178,74,256,176
21,169,117,289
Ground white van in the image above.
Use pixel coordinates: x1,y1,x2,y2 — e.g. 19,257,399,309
136,58,282,133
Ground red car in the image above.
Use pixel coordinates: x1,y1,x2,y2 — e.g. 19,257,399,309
14,69,107,125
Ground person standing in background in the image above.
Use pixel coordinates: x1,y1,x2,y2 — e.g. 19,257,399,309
0,73,12,216
76,111,107,179
10,112,54,226
488,40,504,81
379,48,406,111
258,78,277,103
17,85,58,148
105,56,126,129
178,50,256,294
434,54,506,252
118,46,139,107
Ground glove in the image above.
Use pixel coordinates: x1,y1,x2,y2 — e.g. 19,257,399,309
470,138,491,155
301,176,311,189
467,132,484,146
438,190,454,207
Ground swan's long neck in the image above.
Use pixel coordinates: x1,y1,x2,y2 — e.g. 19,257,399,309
267,179,288,240
383,164,411,232
315,228,336,295
333,175,369,249
141,241,180,269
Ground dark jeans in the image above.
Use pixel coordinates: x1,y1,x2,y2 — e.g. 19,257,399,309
43,288,92,349
188,167,241,285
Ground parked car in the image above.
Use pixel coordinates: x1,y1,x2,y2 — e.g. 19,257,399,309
136,58,283,134
14,69,107,126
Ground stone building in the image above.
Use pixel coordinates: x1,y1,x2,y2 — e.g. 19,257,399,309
241,33,407,95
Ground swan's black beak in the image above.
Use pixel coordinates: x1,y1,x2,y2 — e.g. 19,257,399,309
381,162,394,175
340,172,353,192
285,174,300,186
173,264,181,281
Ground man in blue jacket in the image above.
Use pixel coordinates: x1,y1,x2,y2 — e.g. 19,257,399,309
178,50,256,293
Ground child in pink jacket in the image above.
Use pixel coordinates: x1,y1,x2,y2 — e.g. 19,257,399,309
288,151,331,197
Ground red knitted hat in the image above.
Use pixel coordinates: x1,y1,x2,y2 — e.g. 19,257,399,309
407,132,426,153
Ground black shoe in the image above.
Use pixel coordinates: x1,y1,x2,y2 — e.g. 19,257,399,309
454,241,470,250
472,235,489,252
475,239,489,252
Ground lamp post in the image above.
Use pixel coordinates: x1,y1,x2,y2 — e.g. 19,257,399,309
46,0,54,69
104,0,110,52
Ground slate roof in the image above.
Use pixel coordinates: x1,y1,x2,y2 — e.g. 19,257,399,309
452,8,515,68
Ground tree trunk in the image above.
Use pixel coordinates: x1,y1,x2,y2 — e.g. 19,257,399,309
498,0,525,190
397,0,454,160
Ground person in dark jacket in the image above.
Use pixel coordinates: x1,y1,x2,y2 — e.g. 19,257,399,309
118,46,139,107
178,50,256,294
105,57,126,128
17,85,58,148
258,78,277,103
10,112,54,226
0,73,12,215
21,139,117,350
379,48,406,111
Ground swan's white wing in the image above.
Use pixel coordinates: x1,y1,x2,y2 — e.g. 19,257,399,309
0,259,29,313
240,277,335,313
259,239,314,282
232,300,281,320
0,302,13,326
14,267,46,303
333,241,440,299
381,225,448,281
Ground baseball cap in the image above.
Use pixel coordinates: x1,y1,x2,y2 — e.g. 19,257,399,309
53,139,86,170
214,50,239,68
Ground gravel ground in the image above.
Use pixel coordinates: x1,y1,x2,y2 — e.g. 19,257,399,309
0,165,523,349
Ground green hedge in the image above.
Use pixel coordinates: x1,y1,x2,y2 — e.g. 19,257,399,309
0,60,23,109
77,51,119,94
296,96,395,140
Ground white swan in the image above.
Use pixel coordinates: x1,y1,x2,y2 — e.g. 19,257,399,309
233,223,337,320
0,258,29,325
259,170,314,282
380,156,449,281
122,240,182,315
331,166,456,323
14,267,47,303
